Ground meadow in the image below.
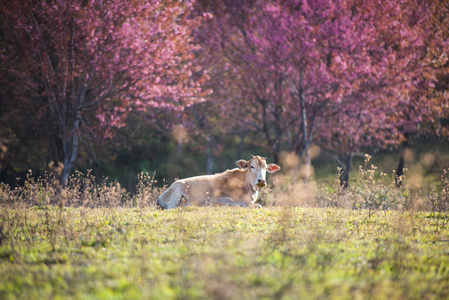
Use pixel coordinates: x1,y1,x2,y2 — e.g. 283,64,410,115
1,161,449,299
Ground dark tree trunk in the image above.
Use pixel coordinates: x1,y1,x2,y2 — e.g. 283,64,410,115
396,132,410,187
206,133,214,175
177,141,183,158
338,152,353,188
60,118,79,187
298,67,312,183
237,131,246,159
261,99,281,165
302,146,311,183
273,104,282,165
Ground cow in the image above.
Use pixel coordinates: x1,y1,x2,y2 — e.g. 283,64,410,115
156,155,281,209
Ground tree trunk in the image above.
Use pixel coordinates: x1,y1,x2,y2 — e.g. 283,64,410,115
302,147,311,183
206,133,214,175
299,67,312,183
396,132,410,187
60,118,79,187
176,140,183,158
237,131,246,159
338,152,353,188
261,99,281,164
271,148,280,165
273,104,282,165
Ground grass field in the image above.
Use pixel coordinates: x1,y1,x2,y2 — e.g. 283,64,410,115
2,155,449,299
1,206,449,299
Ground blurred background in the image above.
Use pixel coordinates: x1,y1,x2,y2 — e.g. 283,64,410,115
1,0,448,193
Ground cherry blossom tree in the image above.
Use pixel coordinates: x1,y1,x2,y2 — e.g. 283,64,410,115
196,0,385,178
0,0,208,185
196,0,446,185
361,0,449,186
321,0,444,186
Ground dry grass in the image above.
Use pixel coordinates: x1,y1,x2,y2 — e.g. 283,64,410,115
261,154,449,214
0,170,165,208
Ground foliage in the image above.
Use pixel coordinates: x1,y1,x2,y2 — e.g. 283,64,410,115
0,0,208,185
1,0,448,188
193,0,449,190
195,0,448,168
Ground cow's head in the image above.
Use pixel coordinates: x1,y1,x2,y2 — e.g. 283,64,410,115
236,155,281,188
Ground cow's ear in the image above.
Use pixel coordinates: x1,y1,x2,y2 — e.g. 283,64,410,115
236,159,249,169
267,164,281,173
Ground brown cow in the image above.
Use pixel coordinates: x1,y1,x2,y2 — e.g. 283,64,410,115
157,155,280,209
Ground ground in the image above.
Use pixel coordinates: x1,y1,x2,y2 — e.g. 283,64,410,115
1,206,449,299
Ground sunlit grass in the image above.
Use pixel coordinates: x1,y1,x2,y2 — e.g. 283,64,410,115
1,206,449,299
1,160,449,299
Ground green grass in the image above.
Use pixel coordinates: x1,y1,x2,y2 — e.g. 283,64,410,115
1,206,449,299
1,153,449,299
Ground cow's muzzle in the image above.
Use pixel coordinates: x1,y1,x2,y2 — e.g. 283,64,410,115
256,179,267,188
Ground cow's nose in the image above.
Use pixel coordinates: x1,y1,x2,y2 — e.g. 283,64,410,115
256,179,267,187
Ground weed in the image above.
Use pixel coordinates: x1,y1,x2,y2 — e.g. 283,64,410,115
134,171,166,207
